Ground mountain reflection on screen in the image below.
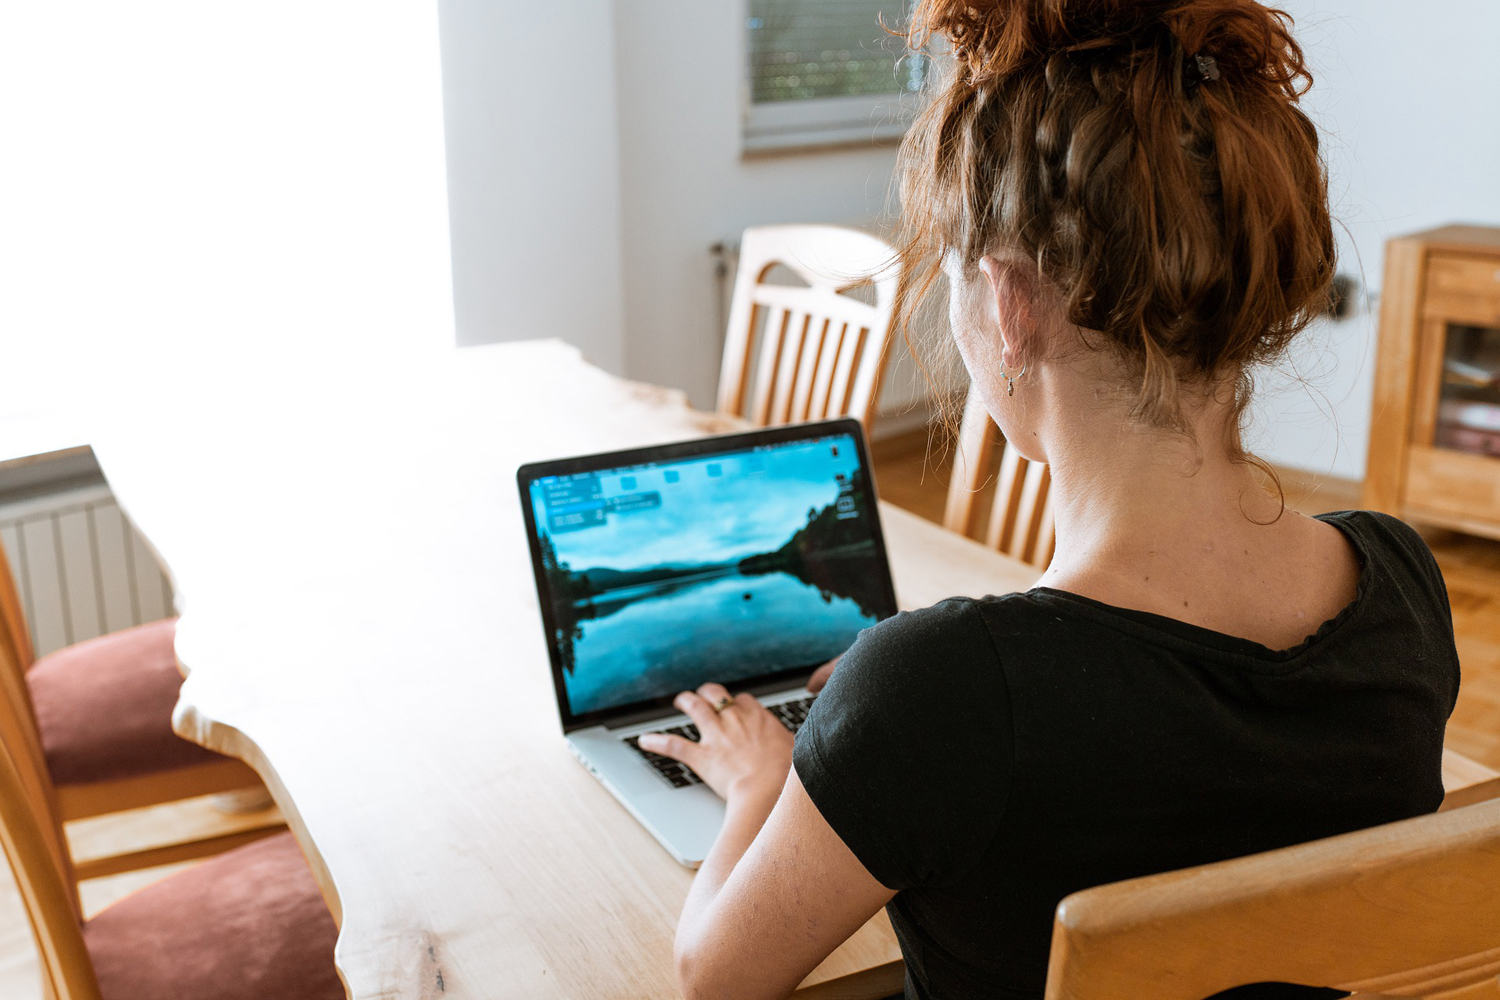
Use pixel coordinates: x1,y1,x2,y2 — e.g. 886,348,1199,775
529,434,887,716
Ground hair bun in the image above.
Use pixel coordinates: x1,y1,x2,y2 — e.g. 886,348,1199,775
912,0,1310,96
910,0,1170,80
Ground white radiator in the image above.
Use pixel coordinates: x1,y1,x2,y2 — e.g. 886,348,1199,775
0,483,173,660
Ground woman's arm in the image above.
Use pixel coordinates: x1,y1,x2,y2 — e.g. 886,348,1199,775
639,683,896,1000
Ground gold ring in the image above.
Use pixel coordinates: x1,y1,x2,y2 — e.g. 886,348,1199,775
712,696,734,713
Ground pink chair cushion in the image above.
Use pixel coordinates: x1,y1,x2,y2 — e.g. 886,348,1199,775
26,618,222,786
86,830,344,1000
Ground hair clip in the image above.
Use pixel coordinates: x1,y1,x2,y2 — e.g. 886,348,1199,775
1188,53,1221,88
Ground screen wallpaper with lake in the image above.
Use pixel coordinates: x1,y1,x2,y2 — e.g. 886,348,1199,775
529,434,888,717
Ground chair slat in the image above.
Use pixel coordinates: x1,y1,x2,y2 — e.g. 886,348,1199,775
819,322,854,421
944,389,1001,537
1014,461,1051,565
0,713,100,999
769,311,811,425
0,542,35,674
716,225,899,429
0,546,77,918
986,446,1028,554
947,386,1056,571
842,326,887,431
790,316,830,423
718,302,759,420
0,691,76,919
807,318,842,420
827,326,867,420
749,307,792,426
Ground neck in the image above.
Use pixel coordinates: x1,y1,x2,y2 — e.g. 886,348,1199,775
1034,384,1284,591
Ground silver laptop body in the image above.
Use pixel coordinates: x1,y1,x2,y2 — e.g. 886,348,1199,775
517,419,897,867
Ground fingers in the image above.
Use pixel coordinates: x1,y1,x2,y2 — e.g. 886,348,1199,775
706,685,771,725
697,682,732,709
637,731,700,766
807,655,839,693
673,689,720,732
732,692,779,723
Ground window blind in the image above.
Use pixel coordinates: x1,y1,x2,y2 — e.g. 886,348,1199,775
744,0,925,152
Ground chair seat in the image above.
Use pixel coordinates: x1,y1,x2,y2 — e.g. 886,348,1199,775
85,830,344,1000
27,618,222,786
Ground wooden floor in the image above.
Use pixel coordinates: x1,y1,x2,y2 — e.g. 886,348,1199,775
1,428,1498,996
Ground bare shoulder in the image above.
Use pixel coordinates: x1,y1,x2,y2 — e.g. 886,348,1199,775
1194,510,1360,649
1287,510,1363,600
1039,508,1365,651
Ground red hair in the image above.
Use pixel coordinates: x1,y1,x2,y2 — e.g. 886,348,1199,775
896,0,1335,439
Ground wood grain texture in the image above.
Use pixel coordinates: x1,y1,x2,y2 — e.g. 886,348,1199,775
1425,529,1500,772
54,759,265,822
1440,774,1500,813
1363,225,1500,538
1423,254,1500,326
1363,235,1429,514
1045,797,1500,1000
1405,225,1500,254
63,341,1044,1000
0,683,101,1000
1405,447,1500,541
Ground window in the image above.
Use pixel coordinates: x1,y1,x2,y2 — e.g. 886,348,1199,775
744,0,926,154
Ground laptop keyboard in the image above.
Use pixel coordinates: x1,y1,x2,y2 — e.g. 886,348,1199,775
623,695,816,789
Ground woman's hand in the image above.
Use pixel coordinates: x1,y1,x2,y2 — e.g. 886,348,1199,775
807,655,840,694
639,682,793,805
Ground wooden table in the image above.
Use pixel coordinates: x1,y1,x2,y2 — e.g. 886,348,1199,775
68,339,1041,1000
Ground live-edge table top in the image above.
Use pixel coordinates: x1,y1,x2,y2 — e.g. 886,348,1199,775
58,340,1041,1000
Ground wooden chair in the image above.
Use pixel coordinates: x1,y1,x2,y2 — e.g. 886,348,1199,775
0,541,282,880
0,691,343,1000
717,224,900,430
1045,764,1500,1000
943,385,1056,570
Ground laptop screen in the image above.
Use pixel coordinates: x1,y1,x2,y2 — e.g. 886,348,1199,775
518,419,897,730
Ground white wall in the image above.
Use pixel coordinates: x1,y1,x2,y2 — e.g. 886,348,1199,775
437,1,627,373
1246,0,1500,480
440,1,911,413
612,2,902,411
438,1,1500,474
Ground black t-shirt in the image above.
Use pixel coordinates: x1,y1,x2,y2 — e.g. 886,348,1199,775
793,511,1459,1000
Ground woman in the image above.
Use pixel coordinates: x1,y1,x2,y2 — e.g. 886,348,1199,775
638,1,1459,997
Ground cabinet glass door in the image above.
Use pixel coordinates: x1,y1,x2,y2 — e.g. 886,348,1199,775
1435,323,1500,457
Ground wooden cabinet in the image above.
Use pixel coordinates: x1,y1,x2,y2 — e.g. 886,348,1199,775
1365,225,1500,540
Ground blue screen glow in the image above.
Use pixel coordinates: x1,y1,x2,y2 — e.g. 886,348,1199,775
529,434,886,716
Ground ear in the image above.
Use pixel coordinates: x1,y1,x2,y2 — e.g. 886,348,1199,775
978,256,1038,368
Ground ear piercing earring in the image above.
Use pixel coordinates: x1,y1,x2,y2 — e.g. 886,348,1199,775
1003,365,1027,397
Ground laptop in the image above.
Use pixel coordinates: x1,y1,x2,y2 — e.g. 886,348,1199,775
516,418,899,867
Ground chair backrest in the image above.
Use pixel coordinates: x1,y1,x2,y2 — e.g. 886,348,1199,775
0,539,36,676
0,541,56,822
1045,797,1500,1000
716,224,899,429
943,386,1055,570
0,692,100,1000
